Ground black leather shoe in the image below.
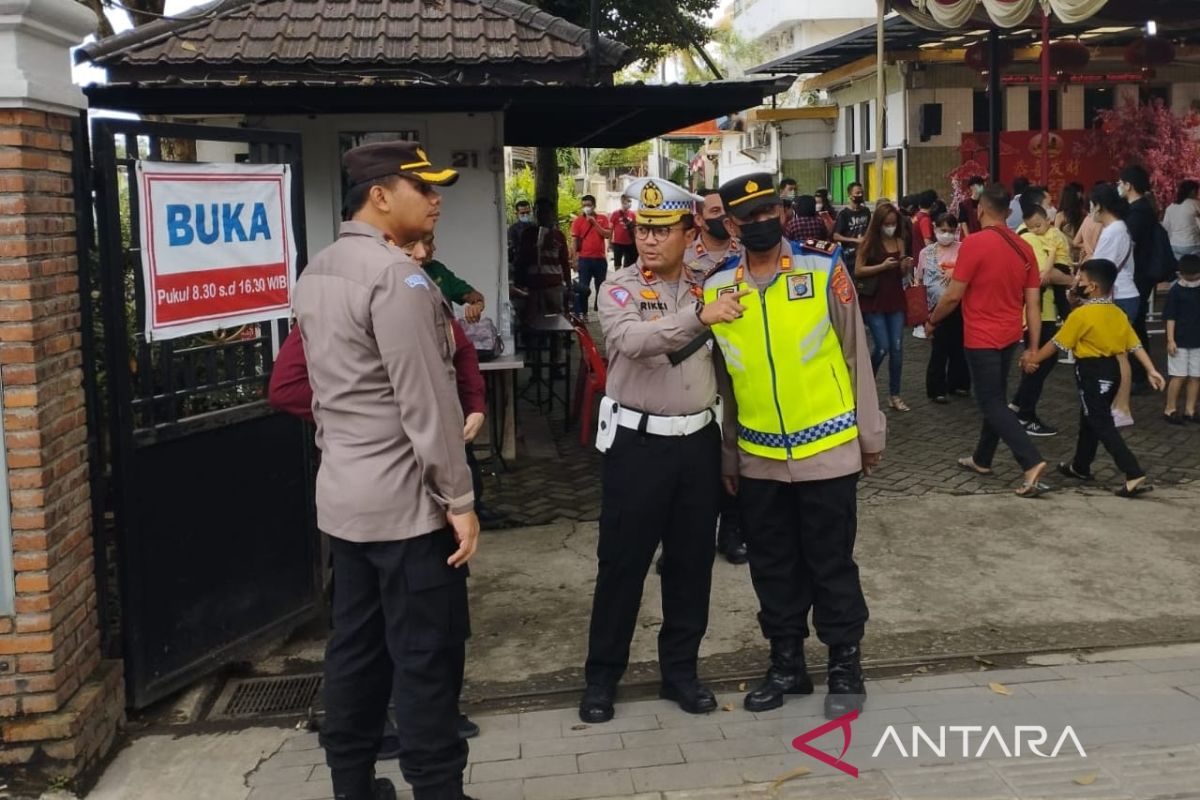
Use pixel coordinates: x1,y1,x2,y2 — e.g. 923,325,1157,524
579,684,616,723
373,778,397,800
716,523,748,565
659,678,718,714
719,540,748,565
744,638,814,712
824,643,866,720
458,714,480,740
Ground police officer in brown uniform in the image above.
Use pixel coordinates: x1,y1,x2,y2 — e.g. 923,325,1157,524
579,178,749,724
684,189,748,565
294,141,480,800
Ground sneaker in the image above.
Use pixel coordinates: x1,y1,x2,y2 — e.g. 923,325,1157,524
912,326,927,339
1113,409,1135,428
1019,417,1058,437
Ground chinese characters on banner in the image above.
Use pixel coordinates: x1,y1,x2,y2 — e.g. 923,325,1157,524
135,161,296,341
960,131,1112,202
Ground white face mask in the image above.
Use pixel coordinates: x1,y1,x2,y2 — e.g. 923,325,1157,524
936,231,957,246
883,225,898,238
815,202,824,212
1117,183,1128,199
972,185,983,199
1179,277,1200,288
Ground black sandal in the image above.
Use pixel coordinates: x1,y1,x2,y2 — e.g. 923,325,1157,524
1114,480,1154,498
1164,411,1185,425
1057,462,1093,481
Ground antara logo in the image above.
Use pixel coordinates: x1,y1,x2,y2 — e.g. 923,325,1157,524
791,712,1088,779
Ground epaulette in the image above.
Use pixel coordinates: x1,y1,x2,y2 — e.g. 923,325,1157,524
800,239,839,256
702,252,741,282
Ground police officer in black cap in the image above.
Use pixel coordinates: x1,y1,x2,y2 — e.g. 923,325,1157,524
295,140,479,800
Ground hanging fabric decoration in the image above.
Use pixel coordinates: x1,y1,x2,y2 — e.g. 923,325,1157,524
903,0,1110,29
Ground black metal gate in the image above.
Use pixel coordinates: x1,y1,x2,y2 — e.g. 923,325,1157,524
85,119,320,708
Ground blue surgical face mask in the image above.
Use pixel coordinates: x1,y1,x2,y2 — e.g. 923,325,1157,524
518,213,532,223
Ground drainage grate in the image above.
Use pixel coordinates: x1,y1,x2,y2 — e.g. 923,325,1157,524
208,674,322,720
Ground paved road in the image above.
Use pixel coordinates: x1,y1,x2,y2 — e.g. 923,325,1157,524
489,329,1198,526
86,644,1200,800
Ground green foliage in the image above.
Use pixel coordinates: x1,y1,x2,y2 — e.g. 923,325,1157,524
504,164,581,239
505,166,536,224
529,0,720,65
593,142,651,171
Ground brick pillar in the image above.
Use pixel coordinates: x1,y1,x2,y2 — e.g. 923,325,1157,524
0,0,125,788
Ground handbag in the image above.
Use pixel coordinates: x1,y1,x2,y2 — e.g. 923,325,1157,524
904,283,929,326
855,275,880,297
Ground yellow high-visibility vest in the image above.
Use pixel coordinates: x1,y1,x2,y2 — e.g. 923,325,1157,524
703,241,858,460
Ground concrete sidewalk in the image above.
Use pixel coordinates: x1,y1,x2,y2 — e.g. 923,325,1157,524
84,643,1200,800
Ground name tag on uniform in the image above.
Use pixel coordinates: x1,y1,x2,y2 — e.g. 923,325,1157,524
717,286,737,299
787,273,814,301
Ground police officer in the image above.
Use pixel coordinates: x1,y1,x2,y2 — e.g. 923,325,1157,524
294,141,480,800
579,178,749,724
705,173,886,720
685,189,747,565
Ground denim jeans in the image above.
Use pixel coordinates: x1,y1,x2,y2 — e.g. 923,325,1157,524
864,310,905,396
965,344,1044,471
574,257,609,315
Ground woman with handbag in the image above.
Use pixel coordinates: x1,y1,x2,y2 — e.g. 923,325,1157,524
856,202,913,412
921,213,970,403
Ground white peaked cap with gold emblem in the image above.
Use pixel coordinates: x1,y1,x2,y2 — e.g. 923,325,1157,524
622,178,703,227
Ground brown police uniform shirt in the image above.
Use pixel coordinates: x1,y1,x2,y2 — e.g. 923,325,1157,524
684,231,741,277
598,265,717,416
714,241,887,482
293,221,474,543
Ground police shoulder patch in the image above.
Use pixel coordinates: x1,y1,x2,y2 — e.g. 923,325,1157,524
830,264,855,305
404,273,429,289
609,286,632,307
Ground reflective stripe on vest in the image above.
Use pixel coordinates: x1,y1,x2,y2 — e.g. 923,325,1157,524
704,247,858,460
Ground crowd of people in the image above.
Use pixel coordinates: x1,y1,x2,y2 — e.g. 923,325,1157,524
274,133,1199,800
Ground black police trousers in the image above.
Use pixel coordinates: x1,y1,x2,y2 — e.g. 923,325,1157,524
321,530,469,800
738,473,868,646
585,422,722,687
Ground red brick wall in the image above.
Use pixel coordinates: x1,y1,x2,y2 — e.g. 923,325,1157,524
0,107,124,780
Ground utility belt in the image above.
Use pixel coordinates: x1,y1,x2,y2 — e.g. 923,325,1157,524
595,396,721,453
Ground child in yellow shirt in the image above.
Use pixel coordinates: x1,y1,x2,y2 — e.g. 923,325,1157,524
1022,259,1165,497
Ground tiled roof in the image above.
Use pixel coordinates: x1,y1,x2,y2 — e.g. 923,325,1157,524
78,0,630,74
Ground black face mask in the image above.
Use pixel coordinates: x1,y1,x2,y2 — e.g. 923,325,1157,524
851,195,865,206
738,217,783,252
704,217,731,241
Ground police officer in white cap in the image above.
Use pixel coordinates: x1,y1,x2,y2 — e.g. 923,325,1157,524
579,179,748,724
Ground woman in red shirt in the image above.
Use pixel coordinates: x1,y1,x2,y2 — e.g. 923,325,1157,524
856,202,914,412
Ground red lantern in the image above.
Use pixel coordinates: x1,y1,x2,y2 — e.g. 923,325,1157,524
965,40,1014,75
1124,36,1175,73
1047,39,1090,90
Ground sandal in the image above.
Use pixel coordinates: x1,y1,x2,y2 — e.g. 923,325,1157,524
957,457,992,476
1114,479,1154,498
1016,481,1051,498
1057,462,1093,481
890,397,911,412
1164,411,1185,425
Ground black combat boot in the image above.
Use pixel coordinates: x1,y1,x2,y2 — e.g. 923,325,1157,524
824,643,866,720
334,773,396,800
715,517,748,565
743,638,814,712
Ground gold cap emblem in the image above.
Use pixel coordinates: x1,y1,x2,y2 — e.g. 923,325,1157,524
416,147,429,162
745,180,759,194
641,181,664,208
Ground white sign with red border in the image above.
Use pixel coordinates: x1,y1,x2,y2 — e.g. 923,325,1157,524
135,161,296,341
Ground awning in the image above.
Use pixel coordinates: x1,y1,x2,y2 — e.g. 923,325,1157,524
750,0,1200,76
81,79,792,148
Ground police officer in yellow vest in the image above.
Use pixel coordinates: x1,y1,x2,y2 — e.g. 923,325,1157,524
707,173,887,720
579,178,749,725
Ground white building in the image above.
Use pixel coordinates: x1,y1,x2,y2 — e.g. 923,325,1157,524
730,0,877,67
